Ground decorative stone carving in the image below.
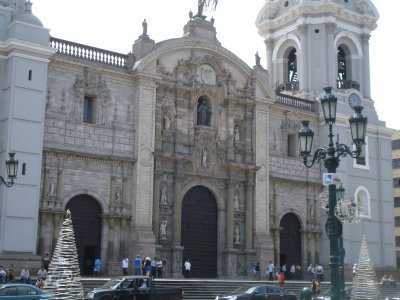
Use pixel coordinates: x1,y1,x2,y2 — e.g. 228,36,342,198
234,125,240,142
48,181,56,196
201,148,208,167
160,220,167,239
234,188,240,211
160,183,168,205
234,225,240,244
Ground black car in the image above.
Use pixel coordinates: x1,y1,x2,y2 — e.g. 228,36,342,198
84,276,183,300
312,288,352,300
215,285,297,300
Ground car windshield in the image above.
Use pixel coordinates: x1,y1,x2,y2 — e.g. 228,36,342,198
100,277,124,289
230,286,257,294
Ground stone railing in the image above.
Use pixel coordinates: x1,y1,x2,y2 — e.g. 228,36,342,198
337,79,360,91
49,37,128,68
275,92,315,111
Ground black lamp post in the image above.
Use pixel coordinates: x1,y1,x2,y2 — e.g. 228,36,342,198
298,87,367,300
0,153,19,187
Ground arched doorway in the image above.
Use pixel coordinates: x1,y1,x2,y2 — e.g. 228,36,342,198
66,195,102,275
279,213,302,275
181,186,218,278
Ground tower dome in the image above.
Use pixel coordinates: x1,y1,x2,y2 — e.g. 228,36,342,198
12,0,43,27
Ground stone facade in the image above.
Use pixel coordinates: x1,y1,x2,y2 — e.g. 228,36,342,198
0,0,395,278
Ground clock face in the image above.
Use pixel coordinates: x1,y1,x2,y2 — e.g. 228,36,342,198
348,93,361,109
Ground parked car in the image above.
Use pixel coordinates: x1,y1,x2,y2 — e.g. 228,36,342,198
0,283,53,300
84,275,183,300
215,285,297,300
312,288,352,300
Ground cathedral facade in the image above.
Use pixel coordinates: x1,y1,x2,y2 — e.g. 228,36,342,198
0,0,395,278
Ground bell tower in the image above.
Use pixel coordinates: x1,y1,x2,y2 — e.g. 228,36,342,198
256,0,379,100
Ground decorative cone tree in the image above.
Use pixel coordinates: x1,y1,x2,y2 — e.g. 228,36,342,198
351,234,381,300
44,210,84,299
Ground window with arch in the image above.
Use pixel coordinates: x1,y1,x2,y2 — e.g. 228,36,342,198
337,46,347,88
354,186,371,219
197,96,211,126
288,48,297,83
337,44,359,90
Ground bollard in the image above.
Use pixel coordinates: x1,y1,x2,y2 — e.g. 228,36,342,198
300,287,312,300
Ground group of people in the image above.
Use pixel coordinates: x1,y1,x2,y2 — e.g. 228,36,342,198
118,255,164,278
251,261,304,283
306,263,324,282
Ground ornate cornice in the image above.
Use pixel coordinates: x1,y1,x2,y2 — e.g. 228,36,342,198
43,149,136,166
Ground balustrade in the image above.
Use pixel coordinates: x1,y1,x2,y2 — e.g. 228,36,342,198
50,37,128,68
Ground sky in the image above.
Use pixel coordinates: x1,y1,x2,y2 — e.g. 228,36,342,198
32,0,399,130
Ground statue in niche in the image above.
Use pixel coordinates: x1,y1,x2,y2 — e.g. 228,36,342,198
234,190,240,211
234,125,240,142
48,181,56,196
160,220,167,239
115,186,121,202
160,183,168,205
163,112,171,130
197,99,210,126
234,225,240,244
202,148,208,167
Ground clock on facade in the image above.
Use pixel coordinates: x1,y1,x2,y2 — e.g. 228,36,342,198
348,93,361,109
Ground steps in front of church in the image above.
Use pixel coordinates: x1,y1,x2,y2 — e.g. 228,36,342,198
81,278,400,300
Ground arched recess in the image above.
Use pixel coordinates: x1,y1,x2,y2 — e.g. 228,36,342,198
181,186,218,278
272,35,300,91
279,213,302,271
65,194,102,275
334,33,363,89
354,186,371,219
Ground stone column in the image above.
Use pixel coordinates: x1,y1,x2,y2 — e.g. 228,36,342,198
172,174,183,245
171,245,184,278
108,218,114,259
101,217,109,264
245,176,254,249
120,218,128,258
38,213,46,255
153,173,161,243
265,39,274,86
297,24,309,91
361,34,371,98
226,181,235,249
113,219,120,260
326,23,337,88
55,170,63,210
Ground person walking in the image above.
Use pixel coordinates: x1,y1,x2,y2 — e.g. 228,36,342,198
255,262,261,281
183,258,191,278
134,255,142,275
267,261,274,281
93,258,102,277
122,256,129,276
156,257,163,278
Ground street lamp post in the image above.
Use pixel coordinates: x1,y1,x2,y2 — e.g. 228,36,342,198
298,87,367,300
0,153,19,187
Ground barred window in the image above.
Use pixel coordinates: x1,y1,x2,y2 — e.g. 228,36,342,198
393,159,400,169
394,178,400,189
393,139,400,151
394,197,400,208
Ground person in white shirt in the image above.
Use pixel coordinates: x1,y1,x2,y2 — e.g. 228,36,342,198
184,258,191,278
267,261,274,281
122,257,129,276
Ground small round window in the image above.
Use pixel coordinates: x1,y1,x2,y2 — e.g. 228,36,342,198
284,1,289,7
